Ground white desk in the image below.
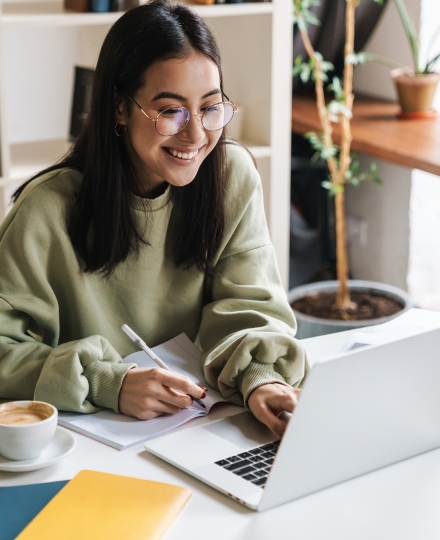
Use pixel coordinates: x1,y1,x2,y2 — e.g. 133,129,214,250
2,329,440,540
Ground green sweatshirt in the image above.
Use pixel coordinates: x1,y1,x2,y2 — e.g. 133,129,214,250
0,144,308,414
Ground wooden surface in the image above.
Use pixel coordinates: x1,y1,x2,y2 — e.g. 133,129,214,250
292,94,440,176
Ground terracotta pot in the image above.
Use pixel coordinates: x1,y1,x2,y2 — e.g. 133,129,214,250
288,280,413,339
391,68,440,114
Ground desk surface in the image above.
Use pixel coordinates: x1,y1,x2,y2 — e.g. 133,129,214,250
292,94,440,176
2,330,440,540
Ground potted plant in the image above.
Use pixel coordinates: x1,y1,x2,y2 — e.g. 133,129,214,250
359,0,440,117
290,0,412,339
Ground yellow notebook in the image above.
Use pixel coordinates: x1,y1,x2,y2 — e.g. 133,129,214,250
17,470,192,540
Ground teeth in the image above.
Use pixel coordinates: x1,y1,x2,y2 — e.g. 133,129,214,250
167,148,198,160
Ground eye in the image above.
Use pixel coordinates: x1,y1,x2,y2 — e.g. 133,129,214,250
201,102,221,113
160,107,183,118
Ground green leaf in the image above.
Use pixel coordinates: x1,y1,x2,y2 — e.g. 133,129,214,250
350,158,360,176
394,0,420,73
327,77,344,101
360,51,405,70
293,0,321,29
327,100,353,121
300,70,311,83
321,180,333,190
345,52,369,66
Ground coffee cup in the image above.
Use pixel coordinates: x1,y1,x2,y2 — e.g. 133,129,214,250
0,401,57,460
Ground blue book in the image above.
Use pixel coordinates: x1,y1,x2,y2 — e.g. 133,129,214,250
0,480,68,540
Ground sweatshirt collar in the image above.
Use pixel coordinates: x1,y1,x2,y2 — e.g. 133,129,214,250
131,184,171,212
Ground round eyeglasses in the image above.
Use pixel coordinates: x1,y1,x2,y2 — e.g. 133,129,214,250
125,93,238,136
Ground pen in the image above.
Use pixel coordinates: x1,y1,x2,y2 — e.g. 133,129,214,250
122,324,206,409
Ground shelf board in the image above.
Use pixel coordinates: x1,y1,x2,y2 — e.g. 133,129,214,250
1,1,272,26
244,143,271,159
5,138,270,185
9,139,71,183
292,93,440,177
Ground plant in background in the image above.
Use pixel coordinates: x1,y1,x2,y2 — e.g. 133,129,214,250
353,0,440,115
292,0,383,312
355,0,440,75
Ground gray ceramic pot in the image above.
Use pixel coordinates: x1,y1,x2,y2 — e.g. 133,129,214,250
288,280,413,339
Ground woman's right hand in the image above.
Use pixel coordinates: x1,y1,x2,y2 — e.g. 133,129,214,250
118,367,206,420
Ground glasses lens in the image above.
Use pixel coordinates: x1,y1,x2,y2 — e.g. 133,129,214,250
202,103,234,132
156,107,190,136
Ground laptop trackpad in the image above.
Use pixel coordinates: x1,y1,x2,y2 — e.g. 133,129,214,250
202,412,276,449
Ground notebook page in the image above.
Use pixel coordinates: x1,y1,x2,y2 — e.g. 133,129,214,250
58,407,206,450
58,333,227,449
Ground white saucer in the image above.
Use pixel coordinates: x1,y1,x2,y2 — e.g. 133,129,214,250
0,426,76,472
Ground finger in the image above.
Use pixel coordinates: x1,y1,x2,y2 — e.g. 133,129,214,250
252,404,287,439
149,369,205,398
159,386,194,409
138,397,182,418
267,390,300,415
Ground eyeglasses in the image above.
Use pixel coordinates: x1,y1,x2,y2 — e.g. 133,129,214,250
125,93,238,136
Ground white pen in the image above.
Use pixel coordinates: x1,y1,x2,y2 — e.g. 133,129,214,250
122,324,206,409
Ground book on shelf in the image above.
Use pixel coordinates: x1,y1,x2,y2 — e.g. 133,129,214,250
14,471,191,540
69,66,95,142
64,0,90,12
58,333,232,450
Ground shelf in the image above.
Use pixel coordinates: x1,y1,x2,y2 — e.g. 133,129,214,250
292,93,440,177
1,0,273,26
244,143,272,159
6,139,270,185
9,139,71,183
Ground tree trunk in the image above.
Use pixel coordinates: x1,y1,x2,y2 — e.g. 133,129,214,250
334,190,351,309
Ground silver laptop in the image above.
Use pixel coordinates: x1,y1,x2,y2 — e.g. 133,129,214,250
144,328,440,511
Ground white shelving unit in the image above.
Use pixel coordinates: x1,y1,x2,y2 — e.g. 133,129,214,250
0,0,292,287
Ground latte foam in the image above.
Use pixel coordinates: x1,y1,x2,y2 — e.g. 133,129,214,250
0,406,52,425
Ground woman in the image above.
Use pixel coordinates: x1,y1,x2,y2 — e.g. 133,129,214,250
0,0,308,438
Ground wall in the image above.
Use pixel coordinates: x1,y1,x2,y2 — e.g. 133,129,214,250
347,0,422,292
407,0,440,309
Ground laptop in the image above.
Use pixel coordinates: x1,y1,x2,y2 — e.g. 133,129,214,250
144,328,440,511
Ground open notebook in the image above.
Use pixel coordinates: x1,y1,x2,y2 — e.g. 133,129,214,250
58,333,228,450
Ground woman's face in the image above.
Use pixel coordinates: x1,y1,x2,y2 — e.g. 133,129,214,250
116,52,223,198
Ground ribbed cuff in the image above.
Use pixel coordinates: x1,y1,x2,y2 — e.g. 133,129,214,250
84,362,137,413
236,361,289,408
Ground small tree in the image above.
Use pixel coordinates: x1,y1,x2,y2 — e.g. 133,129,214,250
292,0,383,311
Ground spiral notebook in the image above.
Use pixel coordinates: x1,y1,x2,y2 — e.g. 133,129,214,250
58,333,228,450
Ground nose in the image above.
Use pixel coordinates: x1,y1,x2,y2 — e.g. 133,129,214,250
177,113,206,144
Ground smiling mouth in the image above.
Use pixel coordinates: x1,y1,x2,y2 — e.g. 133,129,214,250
165,148,199,160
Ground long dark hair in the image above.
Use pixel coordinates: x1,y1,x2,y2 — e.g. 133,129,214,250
13,0,226,277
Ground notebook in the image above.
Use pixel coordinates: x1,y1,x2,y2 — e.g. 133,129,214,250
58,333,228,450
0,481,68,540
16,470,192,540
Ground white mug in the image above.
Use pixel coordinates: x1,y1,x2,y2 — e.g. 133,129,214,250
0,401,57,460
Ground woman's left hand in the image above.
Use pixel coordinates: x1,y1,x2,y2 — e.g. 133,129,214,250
248,383,302,439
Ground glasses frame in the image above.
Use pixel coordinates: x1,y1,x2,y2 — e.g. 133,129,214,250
125,92,238,136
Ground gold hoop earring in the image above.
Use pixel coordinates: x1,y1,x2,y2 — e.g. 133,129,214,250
115,123,126,137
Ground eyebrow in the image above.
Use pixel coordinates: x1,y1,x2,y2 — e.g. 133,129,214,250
151,89,222,102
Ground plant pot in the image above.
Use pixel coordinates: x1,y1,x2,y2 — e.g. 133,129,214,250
288,280,413,339
391,68,440,116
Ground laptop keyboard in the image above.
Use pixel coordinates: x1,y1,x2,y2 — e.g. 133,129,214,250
214,441,280,488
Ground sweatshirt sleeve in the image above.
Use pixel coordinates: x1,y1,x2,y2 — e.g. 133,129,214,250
0,297,133,413
198,146,309,407
0,176,136,413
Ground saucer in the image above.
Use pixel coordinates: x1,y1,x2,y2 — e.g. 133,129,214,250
0,426,76,472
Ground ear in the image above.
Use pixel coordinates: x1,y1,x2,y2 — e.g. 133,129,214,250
114,87,128,124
